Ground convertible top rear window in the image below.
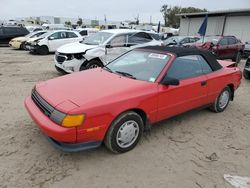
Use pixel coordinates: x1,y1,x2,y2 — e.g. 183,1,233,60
139,46,222,71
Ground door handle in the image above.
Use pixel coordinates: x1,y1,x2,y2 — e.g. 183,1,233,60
201,81,207,86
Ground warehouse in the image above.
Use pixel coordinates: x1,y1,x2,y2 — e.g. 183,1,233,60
178,8,250,42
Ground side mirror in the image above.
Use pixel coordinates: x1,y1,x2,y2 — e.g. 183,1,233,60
161,76,179,86
48,36,55,40
105,44,112,48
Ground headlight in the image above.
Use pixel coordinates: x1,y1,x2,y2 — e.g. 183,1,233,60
62,114,85,127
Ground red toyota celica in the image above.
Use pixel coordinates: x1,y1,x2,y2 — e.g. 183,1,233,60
25,46,242,153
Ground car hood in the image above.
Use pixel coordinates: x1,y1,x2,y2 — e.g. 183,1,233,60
12,37,27,41
192,42,212,49
26,37,44,43
35,68,154,113
57,42,98,54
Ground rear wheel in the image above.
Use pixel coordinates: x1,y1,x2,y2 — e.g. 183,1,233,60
104,111,144,153
20,42,25,50
38,45,49,55
210,86,231,113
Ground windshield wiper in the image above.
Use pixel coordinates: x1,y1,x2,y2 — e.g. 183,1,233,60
102,66,113,73
115,71,136,79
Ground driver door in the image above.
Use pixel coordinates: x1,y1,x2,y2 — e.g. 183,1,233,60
48,31,67,52
157,55,208,121
104,34,129,63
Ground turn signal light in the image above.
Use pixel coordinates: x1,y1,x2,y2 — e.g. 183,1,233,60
62,114,85,127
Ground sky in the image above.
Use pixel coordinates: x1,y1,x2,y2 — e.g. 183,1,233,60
1,0,250,23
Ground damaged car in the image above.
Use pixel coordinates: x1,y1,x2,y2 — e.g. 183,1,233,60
54,29,163,73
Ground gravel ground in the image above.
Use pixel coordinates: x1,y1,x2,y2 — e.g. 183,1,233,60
0,47,249,188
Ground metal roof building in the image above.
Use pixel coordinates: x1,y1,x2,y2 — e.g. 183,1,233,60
177,8,250,42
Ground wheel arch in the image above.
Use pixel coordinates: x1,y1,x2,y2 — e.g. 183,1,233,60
80,57,104,70
112,108,151,131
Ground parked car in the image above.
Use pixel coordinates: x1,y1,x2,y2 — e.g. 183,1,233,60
25,30,82,55
0,26,29,46
243,57,250,79
75,28,99,38
192,36,245,63
54,29,163,73
243,41,250,58
9,30,47,50
163,36,200,46
25,47,242,153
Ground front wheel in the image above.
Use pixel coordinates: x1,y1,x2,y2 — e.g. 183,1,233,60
104,111,144,153
38,45,49,55
210,86,231,113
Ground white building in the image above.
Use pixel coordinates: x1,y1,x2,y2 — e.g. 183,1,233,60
177,8,250,42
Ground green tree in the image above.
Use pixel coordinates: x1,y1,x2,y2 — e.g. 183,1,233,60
161,5,207,28
77,18,83,26
65,21,72,26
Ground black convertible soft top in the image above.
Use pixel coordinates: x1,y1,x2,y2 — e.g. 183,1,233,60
138,46,222,71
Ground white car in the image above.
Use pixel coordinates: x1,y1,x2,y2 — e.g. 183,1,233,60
25,30,82,55
55,29,162,73
75,28,99,38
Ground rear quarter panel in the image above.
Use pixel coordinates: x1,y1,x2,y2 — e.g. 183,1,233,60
206,67,242,103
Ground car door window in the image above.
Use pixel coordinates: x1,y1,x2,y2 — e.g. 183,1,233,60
110,34,126,47
228,37,236,45
79,30,88,36
67,32,78,38
197,55,213,74
4,28,17,35
219,38,228,46
50,32,67,40
0,28,3,35
128,32,152,45
167,55,203,80
180,38,189,44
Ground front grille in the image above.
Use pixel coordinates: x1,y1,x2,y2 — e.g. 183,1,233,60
31,89,54,117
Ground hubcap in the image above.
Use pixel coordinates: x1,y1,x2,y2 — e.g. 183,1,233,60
218,90,230,109
116,120,139,148
89,64,99,69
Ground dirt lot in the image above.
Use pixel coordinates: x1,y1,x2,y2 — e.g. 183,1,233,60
0,47,249,188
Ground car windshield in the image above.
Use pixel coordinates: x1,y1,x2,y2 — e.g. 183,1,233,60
165,37,183,44
197,36,220,44
37,32,51,39
82,32,112,45
106,50,171,82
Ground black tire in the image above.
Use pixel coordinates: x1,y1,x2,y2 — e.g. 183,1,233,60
38,45,49,55
243,70,250,79
104,111,144,153
210,86,231,113
232,51,242,64
20,42,25,50
86,60,103,69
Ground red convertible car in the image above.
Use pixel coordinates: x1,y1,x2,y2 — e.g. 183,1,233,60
25,47,242,153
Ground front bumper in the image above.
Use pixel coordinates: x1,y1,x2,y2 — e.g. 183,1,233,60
9,41,22,49
54,56,85,73
46,136,102,152
25,96,103,152
25,44,40,52
25,96,76,142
